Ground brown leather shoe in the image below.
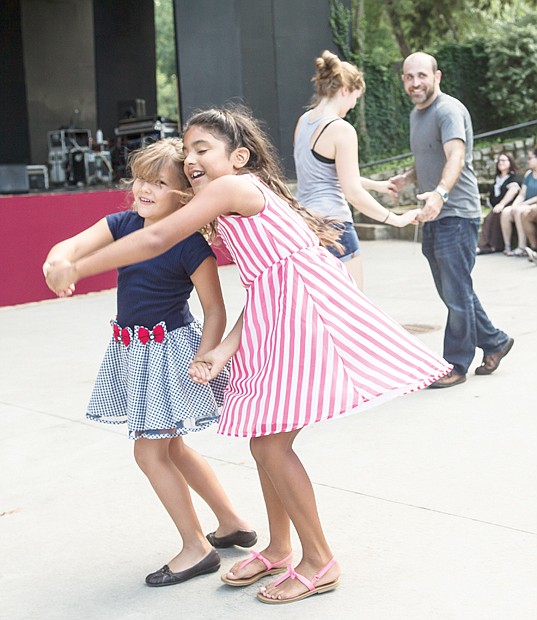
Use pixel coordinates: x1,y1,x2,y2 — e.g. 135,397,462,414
475,337,514,375
427,371,466,389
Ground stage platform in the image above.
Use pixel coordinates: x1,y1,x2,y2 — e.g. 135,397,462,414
0,187,233,307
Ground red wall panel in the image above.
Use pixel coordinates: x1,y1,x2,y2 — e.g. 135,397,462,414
0,189,129,306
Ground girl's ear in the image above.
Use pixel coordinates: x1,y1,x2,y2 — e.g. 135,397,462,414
232,147,251,170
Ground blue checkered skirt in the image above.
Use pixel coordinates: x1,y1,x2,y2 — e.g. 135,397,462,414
87,319,229,439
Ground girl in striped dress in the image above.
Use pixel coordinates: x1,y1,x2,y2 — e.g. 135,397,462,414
45,107,451,605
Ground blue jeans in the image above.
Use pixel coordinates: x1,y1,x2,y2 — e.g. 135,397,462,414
422,217,508,375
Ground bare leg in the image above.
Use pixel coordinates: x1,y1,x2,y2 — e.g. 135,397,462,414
522,207,537,249
168,437,252,537
134,437,213,571
513,205,527,249
223,434,294,582
344,254,364,291
250,431,340,601
500,207,514,250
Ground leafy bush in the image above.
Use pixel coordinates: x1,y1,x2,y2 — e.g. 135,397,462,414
434,41,497,133
329,2,537,164
481,17,537,126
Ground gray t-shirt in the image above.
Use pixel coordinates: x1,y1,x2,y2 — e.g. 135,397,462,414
410,92,481,219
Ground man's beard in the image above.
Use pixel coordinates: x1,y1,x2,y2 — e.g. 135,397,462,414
410,84,435,106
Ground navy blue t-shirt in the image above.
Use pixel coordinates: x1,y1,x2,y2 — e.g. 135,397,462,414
106,211,215,330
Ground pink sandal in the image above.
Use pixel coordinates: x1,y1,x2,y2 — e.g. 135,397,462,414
257,557,339,604
221,550,293,586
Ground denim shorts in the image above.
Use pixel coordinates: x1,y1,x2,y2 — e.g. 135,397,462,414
326,221,360,262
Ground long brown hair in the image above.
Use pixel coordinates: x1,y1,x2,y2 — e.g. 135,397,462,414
495,152,518,176
183,105,343,249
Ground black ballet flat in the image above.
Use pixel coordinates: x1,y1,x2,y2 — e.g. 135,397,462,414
206,529,257,548
145,549,221,587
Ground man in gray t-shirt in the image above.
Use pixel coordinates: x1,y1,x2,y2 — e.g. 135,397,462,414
391,52,512,388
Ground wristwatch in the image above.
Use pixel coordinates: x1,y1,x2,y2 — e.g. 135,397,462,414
434,185,449,203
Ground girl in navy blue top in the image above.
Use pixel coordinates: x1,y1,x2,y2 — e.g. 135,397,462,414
43,139,256,587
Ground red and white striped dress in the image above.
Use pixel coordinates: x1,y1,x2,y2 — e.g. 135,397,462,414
216,174,451,438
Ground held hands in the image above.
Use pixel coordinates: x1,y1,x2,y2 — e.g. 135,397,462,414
376,179,399,199
392,208,421,227
416,191,443,222
43,259,77,297
189,348,230,385
389,174,408,193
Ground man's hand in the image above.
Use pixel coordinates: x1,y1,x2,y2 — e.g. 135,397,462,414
389,174,408,193
416,190,444,221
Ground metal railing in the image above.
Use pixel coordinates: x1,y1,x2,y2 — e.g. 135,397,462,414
360,118,537,170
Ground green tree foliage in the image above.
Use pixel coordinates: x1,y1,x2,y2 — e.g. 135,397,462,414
481,15,537,126
154,0,179,120
433,13,537,130
379,0,534,58
433,41,494,132
329,0,412,161
329,0,537,161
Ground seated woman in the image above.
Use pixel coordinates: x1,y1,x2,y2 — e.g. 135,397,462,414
501,147,537,256
477,153,519,254
522,206,537,263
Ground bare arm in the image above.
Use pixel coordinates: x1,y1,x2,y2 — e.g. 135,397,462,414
390,167,417,191
190,256,227,357
44,218,114,265
513,178,537,206
417,138,465,221
360,177,398,198
189,311,244,384
45,175,263,294
492,183,520,214
43,217,114,296
510,182,527,208
334,122,420,226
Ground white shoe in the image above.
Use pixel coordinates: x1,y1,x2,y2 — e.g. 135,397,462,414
526,247,537,264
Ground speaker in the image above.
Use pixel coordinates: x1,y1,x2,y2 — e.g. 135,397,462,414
117,98,146,120
0,164,29,194
27,165,50,191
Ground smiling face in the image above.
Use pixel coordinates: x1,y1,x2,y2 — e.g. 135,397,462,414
182,125,245,194
402,53,441,110
132,164,185,225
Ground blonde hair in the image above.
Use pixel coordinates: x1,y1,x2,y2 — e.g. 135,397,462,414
122,138,188,189
183,105,343,249
119,138,210,228
310,50,365,106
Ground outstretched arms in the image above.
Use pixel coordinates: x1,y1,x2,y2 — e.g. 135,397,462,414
45,175,264,294
43,217,114,296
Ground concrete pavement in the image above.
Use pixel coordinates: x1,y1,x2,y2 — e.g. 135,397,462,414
1,239,536,620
